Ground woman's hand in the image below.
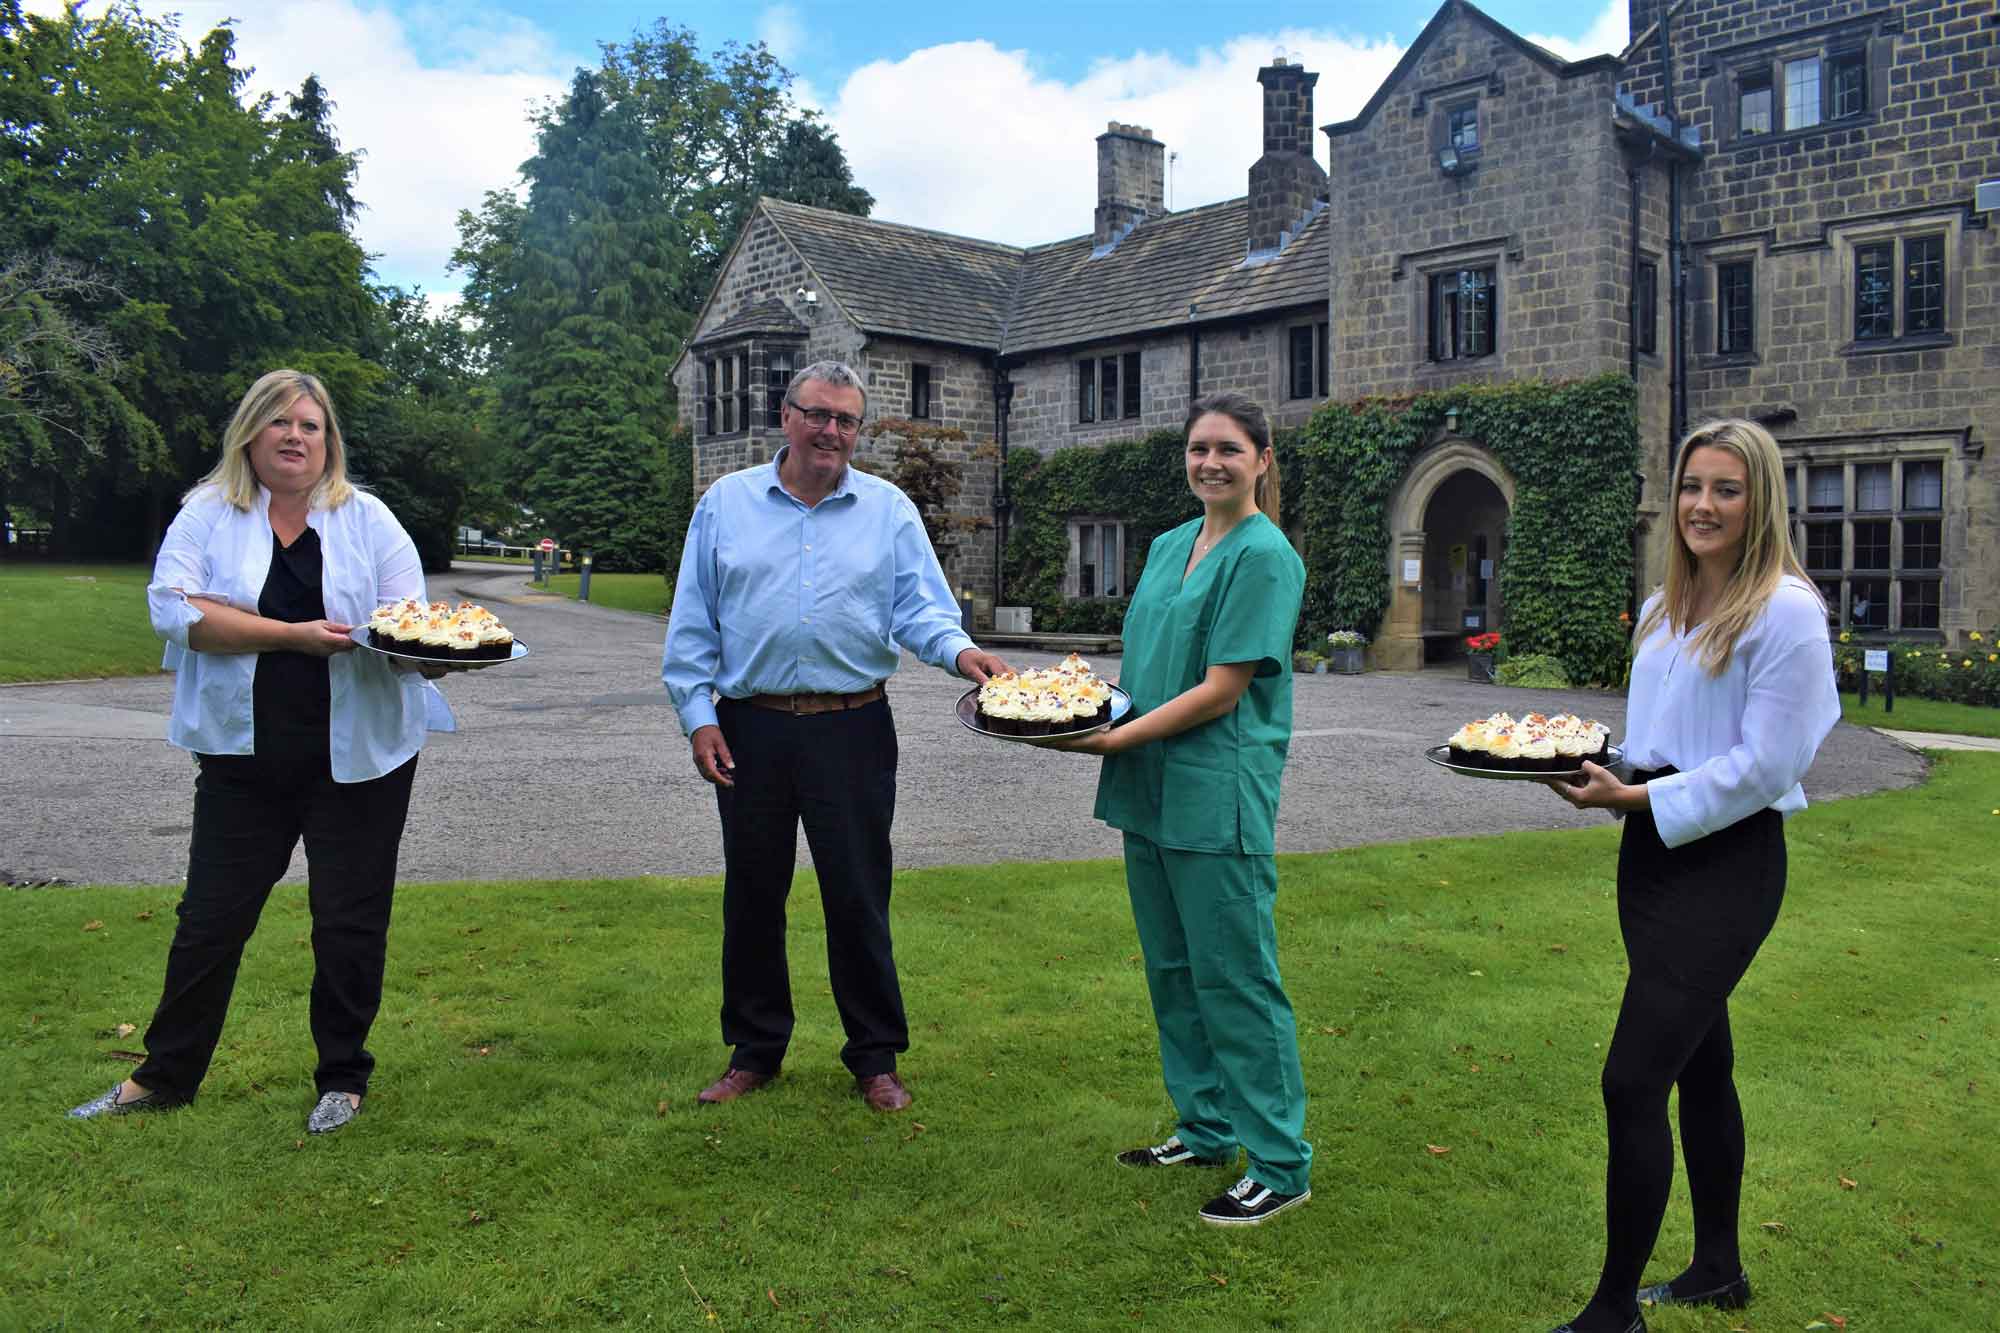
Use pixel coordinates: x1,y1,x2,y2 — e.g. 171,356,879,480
1544,760,1646,812
291,620,359,656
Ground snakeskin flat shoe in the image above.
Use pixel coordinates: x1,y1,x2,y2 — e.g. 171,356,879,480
67,1083,164,1119
306,1091,362,1135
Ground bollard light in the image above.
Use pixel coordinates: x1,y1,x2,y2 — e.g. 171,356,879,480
579,550,594,603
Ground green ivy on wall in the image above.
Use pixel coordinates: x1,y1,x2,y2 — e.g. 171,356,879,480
1298,373,1639,686
1001,428,1303,634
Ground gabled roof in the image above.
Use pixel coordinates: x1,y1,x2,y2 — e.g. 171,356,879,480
759,198,1024,350
1007,199,1327,355
690,295,807,347
1324,0,1620,138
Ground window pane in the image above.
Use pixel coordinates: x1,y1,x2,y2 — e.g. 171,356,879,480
1101,527,1119,597
1900,579,1939,630
1448,104,1478,152
1814,578,1842,626
1429,273,1453,360
1785,469,1797,512
1807,466,1842,512
1719,262,1753,353
1905,235,1944,334
1831,51,1867,119
1855,243,1894,340
1804,521,1842,569
1317,321,1329,398
1464,268,1494,356
1740,80,1772,136
1289,325,1314,399
1855,463,1891,511
1851,578,1888,630
1852,519,1890,569
1100,357,1119,421
1902,518,1941,570
1903,461,1942,510
1784,57,1821,130
1078,523,1096,598
911,363,931,419
1077,360,1096,423
766,350,793,427
1122,351,1142,417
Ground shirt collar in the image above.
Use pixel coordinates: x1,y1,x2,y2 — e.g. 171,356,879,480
767,445,857,507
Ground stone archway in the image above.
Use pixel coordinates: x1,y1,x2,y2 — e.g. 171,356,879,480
1375,439,1516,671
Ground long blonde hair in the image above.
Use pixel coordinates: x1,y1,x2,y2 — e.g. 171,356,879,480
186,369,355,511
1636,418,1819,675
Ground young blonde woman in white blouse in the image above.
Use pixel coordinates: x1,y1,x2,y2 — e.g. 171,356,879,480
1543,419,1839,1333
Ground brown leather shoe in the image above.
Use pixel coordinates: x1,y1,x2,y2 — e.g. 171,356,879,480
856,1072,912,1112
697,1067,774,1104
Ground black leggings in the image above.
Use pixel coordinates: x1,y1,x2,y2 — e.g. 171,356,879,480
1583,774,1785,1324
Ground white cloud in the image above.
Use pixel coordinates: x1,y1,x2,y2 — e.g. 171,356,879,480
26,0,580,296
824,28,1407,247
1523,0,1629,62
756,4,805,67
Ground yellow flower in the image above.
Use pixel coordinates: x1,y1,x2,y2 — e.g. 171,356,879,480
1972,631,1985,642
1989,653,1997,663
1963,659,1973,668
1839,632,1851,643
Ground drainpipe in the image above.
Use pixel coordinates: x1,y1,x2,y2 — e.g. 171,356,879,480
1628,154,1644,381
1187,302,1202,400
992,367,1014,610
1662,2,1688,463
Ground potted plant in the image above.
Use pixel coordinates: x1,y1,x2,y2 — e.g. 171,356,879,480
1292,649,1326,674
1325,630,1368,674
1465,630,1502,683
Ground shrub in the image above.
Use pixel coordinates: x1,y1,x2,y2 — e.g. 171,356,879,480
1833,631,2000,708
1326,629,1367,649
1496,652,1572,690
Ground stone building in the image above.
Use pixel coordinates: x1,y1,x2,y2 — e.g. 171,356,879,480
673,0,1997,656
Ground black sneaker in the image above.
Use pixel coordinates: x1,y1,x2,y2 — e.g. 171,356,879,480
1197,1176,1310,1226
1116,1134,1232,1168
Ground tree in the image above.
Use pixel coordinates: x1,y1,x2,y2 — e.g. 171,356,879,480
754,116,874,217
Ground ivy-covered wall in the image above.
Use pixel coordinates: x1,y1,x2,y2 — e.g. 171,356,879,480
1297,374,1639,686
998,374,1637,686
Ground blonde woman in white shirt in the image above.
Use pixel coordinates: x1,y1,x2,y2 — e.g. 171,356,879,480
1543,419,1839,1333
69,370,446,1137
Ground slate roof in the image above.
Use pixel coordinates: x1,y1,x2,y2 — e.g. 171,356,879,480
760,198,1023,350
736,194,1326,361
690,295,808,347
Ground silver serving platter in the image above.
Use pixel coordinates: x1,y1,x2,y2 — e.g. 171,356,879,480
1424,742,1623,782
349,625,528,671
956,684,1132,744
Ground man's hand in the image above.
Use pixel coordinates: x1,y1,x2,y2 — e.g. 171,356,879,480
691,725,736,788
956,647,1012,684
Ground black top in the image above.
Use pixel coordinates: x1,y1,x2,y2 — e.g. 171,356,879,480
253,527,332,749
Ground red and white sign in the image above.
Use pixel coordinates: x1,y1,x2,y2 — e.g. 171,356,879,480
538,538,556,552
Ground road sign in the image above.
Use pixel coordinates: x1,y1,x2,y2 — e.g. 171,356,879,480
538,538,556,552
1864,649,1888,672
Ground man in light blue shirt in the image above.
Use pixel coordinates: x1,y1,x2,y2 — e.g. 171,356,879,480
664,360,1010,1113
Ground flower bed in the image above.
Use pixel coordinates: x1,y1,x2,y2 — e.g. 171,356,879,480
1833,630,2000,708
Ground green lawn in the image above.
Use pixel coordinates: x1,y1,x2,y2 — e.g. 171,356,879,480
0,563,165,683
6,755,1994,1330
1841,690,2000,739
543,570,671,618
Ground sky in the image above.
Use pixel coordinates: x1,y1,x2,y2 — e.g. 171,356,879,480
29,1,1630,311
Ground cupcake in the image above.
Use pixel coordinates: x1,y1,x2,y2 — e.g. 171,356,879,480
1519,730,1559,772
1447,720,1489,767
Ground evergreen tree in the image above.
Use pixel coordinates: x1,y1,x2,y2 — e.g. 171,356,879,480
754,116,875,217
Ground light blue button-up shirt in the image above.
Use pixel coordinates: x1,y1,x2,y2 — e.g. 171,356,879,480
662,450,975,736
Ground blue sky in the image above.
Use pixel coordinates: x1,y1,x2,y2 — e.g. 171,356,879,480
34,1,1629,306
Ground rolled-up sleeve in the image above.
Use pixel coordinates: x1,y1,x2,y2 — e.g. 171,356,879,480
1648,633,1839,848
663,496,723,735
888,495,973,673
148,502,219,652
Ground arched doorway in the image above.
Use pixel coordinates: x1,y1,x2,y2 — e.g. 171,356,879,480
1375,440,1516,671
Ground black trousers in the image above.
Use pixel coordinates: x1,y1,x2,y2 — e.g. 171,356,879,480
134,748,418,1103
1583,768,1785,1321
712,695,904,1078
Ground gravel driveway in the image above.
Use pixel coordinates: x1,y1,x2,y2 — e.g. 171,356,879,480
0,567,1927,886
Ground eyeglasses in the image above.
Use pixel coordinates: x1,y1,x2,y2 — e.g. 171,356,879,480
785,400,863,436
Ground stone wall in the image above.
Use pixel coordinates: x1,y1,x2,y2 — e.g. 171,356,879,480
1625,0,2000,638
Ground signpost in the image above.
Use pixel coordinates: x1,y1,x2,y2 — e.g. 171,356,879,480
534,537,555,583
1857,647,1894,712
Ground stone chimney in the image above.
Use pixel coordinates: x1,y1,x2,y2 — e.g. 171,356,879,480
1247,58,1329,257
1094,122,1165,250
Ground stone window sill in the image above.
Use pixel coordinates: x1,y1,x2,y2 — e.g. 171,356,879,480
1838,333,1955,357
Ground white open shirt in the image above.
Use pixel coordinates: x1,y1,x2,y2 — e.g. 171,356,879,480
147,484,451,783
1622,576,1840,849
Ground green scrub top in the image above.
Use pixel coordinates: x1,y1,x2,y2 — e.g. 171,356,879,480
1094,512,1305,855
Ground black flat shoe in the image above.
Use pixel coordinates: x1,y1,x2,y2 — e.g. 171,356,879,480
1551,1316,1644,1333
1637,1271,1751,1310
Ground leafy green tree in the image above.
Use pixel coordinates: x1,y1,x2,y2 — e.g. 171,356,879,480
754,116,875,217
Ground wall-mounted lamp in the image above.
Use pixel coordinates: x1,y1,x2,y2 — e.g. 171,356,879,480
794,285,818,310
1444,406,1460,433
1437,145,1475,177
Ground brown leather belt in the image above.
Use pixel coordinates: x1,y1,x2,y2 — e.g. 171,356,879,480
743,683,885,714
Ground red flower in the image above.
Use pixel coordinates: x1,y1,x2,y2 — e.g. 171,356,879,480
1466,631,1502,653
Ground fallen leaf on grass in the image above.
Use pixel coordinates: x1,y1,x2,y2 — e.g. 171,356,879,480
1548,944,1569,954
83,920,103,932
107,1050,145,1062
1760,1220,1790,1233
115,1023,136,1038
656,1101,670,1118
1839,1176,1858,1190
1209,1273,1227,1286
1425,1144,1451,1156
1468,969,1485,977
767,1289,780,1309
136,910,154,921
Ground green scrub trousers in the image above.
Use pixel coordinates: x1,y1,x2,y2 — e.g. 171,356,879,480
1095,512,1311,1196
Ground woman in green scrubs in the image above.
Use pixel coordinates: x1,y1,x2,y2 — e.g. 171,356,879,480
1045,392,1309,1227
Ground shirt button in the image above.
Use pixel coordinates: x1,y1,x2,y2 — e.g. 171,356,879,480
804,544,812,551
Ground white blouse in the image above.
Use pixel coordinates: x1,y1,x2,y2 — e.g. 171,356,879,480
147,484,452,783
1623,576,1840,849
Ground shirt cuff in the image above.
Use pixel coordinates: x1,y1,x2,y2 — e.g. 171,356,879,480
151,590,207,651
1644,771,1705,849
935,633,977,675
676,694,720,736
